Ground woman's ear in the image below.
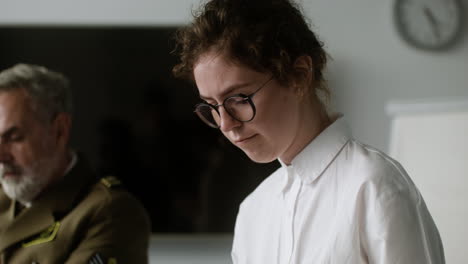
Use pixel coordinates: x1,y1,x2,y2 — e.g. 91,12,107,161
292,55,314,97
293,55,313,79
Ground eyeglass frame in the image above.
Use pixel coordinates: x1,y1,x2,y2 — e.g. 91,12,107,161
194,76,274,128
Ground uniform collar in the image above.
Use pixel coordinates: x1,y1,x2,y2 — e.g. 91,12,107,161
35,152,95,212
278,114,351,193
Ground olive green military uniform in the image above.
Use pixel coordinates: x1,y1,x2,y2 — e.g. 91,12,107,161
0,156,151,264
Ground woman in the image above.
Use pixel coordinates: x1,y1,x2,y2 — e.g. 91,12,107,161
172,0,445,263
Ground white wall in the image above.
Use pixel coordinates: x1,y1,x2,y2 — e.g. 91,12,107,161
387,99,468,264
149,235,232,264
300,0,468,151
0,0,198,26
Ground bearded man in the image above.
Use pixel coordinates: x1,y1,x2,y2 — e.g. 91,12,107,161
0,63,151,264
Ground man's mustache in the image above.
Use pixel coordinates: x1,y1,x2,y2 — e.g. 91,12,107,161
0,163,22,179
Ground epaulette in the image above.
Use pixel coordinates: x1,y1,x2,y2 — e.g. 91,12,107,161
100,176,122,188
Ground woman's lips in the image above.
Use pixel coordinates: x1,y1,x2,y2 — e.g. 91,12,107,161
234,134,257,144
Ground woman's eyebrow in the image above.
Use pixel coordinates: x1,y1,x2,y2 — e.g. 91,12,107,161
199,81,254,101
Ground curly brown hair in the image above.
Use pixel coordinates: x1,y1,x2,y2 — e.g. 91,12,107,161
172,0,329,101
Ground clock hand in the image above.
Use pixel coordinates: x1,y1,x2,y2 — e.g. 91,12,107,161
423,6,441,40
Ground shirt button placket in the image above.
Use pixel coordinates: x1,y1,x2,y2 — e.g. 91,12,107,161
287,179,302,264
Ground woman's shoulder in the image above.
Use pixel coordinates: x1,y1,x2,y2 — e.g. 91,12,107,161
343,139,418,197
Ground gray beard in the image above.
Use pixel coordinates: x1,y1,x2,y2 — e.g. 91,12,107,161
0,166,47,207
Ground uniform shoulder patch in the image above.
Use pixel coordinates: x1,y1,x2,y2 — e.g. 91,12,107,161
88,253,118,264
100,176,122,188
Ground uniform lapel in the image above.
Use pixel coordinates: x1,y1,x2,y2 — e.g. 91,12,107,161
0,190,15,232
0,202,55,252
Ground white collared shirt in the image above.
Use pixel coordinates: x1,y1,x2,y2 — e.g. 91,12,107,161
231,117,444,264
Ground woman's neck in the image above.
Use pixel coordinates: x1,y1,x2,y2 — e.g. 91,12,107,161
279,98,331,165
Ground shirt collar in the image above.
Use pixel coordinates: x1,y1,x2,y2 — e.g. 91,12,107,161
64,150,78,176
278,114,352,192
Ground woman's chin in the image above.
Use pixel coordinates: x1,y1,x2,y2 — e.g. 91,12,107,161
242,150,277,164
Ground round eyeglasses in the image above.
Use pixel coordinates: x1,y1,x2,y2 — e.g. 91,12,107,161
194,76,273,128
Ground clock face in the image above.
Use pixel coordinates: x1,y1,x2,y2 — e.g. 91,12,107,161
394,0,464,51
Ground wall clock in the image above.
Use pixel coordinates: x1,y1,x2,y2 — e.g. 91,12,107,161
394,0,464,51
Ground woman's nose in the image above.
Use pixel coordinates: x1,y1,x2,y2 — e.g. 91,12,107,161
218,107,242,132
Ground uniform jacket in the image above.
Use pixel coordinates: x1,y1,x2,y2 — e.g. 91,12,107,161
0,156,151,264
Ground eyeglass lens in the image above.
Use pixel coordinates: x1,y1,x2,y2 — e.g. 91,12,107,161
195,96,255,128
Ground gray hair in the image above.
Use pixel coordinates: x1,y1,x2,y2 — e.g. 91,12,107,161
0,63,72,121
